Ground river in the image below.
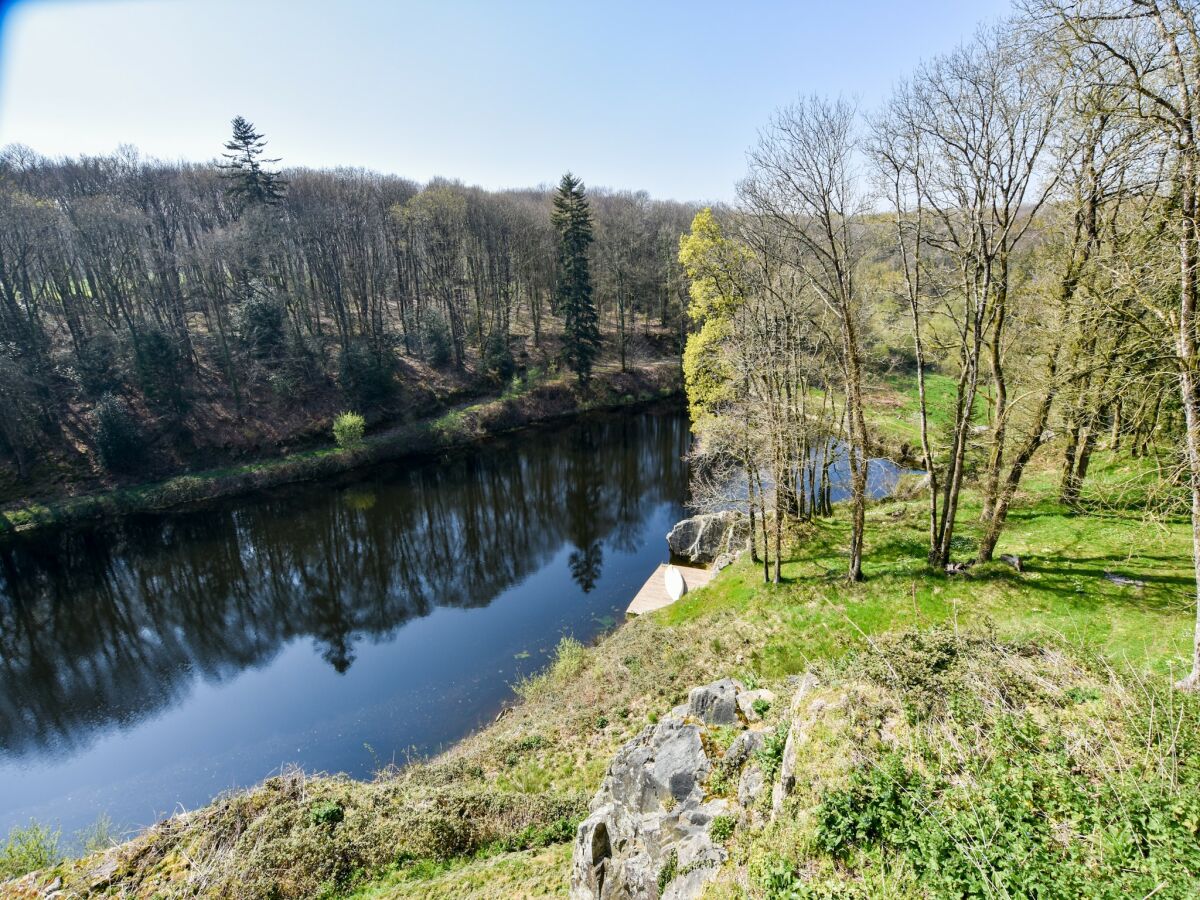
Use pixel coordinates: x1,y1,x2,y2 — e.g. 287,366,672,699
0,407,914,843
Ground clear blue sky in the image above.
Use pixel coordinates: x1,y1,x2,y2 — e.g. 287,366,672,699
0,0,1011,201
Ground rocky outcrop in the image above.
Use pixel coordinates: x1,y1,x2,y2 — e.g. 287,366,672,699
571,679,775,899
666,512,750,566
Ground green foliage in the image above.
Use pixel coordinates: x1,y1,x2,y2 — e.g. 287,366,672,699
338,339,397,407
74,330,124,396
657,848,679,894
77,813,119,855
802,644,1200,899
710,814,735,843
236,293,287,361
309,800,345,828
332,411,366,450
482,331,515,384
220,115,286,210
0,820,61,880
419,315,452,368
92,392,145,473
133,326,185,411
755,722,790,782
552,172,601,384
752,697,772,717
677,208,754,424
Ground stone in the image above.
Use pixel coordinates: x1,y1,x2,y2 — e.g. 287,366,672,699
738,763,766,810
723,730,765,771
572,679,770,899
736,688,775,722
687,679,742,725
666,512,750,565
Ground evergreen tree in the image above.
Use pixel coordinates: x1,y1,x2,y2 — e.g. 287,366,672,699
551,172,601,383
219,116,286,210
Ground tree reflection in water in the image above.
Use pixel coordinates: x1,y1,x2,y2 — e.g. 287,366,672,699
0,409,689,761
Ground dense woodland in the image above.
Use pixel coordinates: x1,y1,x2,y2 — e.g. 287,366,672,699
0,129,694,493
679,0,1200,688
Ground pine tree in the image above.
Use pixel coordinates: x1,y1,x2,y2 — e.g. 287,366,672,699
219,116,286,210
552,172,601,383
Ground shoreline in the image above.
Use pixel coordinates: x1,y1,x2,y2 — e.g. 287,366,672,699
0,362,683,538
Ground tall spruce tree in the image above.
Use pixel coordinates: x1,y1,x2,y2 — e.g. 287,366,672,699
552,172,601,383
219,116,286,210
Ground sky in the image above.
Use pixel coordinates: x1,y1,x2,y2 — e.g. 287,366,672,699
0,0,1012,201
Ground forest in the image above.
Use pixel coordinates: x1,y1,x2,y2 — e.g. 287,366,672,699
0,125,695,498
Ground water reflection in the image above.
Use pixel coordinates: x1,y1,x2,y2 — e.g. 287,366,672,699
0,410,689,765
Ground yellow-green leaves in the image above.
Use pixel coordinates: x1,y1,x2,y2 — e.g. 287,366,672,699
678,209,752,424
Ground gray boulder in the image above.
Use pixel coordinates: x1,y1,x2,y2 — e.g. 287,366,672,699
666,512,749,565
687,678,742,725
571,679,771,899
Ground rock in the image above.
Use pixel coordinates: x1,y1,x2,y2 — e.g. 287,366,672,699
773,675,819,819
999,553,1023,573
738,763,766,810
666,512,749,565
736,688,775,722
724,730,765,771
572,679,769,899
687,679,742,725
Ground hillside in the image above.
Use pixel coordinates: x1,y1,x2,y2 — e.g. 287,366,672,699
4,438,1195,898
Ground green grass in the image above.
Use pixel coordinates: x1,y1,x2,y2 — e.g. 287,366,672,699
664,448,1194,680
870,372,986,448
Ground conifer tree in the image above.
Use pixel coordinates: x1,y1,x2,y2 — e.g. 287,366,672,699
552,172,601,383
219,116,286,210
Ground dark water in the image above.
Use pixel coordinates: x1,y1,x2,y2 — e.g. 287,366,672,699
0,408,691,840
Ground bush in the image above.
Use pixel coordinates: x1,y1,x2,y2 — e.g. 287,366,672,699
133,326,185,411
709,814,735,843
93,393,145,473
420,315,452,368
236,294,286,361
332,412,365,449
0,820,61,880
309,800,344,828
338,338,396,407
73,330,124,396
482,331,515,384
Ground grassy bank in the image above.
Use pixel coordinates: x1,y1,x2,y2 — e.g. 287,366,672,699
0,362,681,537
4,441,1196,898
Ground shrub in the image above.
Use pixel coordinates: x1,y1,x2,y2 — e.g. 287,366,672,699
93,393,145,473
309,800,344,828
420,315,452,368
338,338,396,407
710,814,735,843
133,326,185,411
332,412,365,449
77,813,119,855
74,330,124,396
0,820,61,880
236,294,286,361
482,331,515,383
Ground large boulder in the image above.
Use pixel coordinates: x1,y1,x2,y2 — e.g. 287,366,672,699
666,512,750,565
571,679,773,900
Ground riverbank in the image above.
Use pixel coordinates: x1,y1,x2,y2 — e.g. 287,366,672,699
4,447,1196,898
0,362,682,537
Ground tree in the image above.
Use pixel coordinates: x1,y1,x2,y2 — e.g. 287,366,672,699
743,96,871,582
219,116,286,211
552,173,601,383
